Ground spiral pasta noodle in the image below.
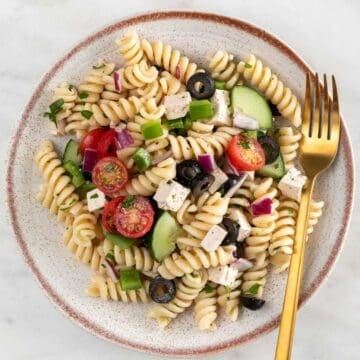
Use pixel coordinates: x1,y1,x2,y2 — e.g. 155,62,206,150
277,127,302,171
194,286,218,331
141,38,200,83
238,54,302,127
71,205,98,248
208,50,243,89
175,199,198,226
86,274,150,303
228,178,256,209
187,122,214,138
308,200,324,235
158,245,235,280
148,269,207,328
217,271,242,321
117,31,145,66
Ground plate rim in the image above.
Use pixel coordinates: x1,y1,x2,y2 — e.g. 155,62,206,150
6,10,355,357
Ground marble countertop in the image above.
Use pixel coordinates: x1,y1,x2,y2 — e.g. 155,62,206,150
1,1,359,359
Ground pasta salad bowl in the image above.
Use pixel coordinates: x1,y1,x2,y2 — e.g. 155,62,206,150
6,10,354,357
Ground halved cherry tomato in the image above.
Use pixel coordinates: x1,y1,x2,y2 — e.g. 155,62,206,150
79,128,107,156
227,134,266,171
102,197,124,233
92,157,128,195
97,129,117,158
115,196,155,239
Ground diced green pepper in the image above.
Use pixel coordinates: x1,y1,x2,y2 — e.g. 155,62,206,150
167,118,184,130
133,148,152,172
189,100,214,121
141,120,163,140
120,269,142,290
63,160,85,188
244,130,258,139
215,80,226,90
75,181,96,199
105,232,134,249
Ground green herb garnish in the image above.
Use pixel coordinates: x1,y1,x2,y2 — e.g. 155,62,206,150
68,84,74,91
204,284,214,293
93,63,105,70
81,110,93,119
106,252,116,262
122,195,135,209
288,209,295,215
245,283,261,296
90,193,99,199
240,140,251,149
79,92,89,99
244,62,252,69
43,98,65,124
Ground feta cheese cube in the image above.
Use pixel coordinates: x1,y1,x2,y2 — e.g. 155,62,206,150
208,90,231,126
227,208,251,241
87,189,106,212
233,109,259,130
278,168,307,202
208,167,229,194
200,225,228,252
208,265,229,285
208,265,239,286
164,92,191,120
153,179,190,212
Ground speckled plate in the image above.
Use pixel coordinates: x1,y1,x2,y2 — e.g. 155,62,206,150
6,10,355,357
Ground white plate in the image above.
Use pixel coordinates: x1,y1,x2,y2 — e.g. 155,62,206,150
6,10,355,357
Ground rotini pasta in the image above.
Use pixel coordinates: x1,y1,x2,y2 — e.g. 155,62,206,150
194,286,218,331
277,126,302,171
117,31,145,66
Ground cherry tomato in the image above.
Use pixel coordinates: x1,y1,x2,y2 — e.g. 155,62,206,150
227,134,266,171
102,197,124,233
79,128,107,156
97,129,117,158
92,157,128,195
115,196,155,239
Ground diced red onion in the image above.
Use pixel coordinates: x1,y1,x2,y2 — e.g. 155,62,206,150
83,148,98,173
115,126,134,150
103,258,118,282
114,71,121,92
175,65,182,80
223,155,240,176
230,258,253,272
151,150,173,165
251,197,273,216
224,173,247,198
198,154,215,173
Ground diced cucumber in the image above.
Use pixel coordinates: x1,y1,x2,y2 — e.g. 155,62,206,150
63,139,82,166
256,154,285,179
63,160,85,188
150,211,180,262
231,85,272,129
105,232,134,250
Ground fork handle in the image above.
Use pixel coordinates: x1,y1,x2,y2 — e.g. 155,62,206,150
275,177,317,360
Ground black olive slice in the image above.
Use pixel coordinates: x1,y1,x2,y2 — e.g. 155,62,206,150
191,173,215,197
176,160,202,187
186,73,216,100
233,241,245,259
240,295,265,310
258,135,280,164
221,218,239,245
149,276,176,304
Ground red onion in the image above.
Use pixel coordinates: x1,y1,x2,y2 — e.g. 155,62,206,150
115,126,134,150
151,150,173,165
175,64,182,80
197,154,215,173
251,197,273,216
83,148,98,173
103,258,118,282
230,258,253,272
223,155,240,176
114,71,121,92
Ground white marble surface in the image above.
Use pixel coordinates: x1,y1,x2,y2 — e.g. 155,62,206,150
1,0,359,359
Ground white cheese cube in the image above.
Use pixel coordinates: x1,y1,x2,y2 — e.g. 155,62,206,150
153,179,190,212
208,90,231,126
224,266,239,287
208,265,229,285
233,109,259,130
227,208,251,241
200,225,228,252
87,189,106,212
208,167,229,194
164,92,191,120
278,168,307,202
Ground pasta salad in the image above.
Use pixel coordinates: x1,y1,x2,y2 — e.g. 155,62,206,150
35,31,324,331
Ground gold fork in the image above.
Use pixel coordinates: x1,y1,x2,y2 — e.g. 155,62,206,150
275,73,341,360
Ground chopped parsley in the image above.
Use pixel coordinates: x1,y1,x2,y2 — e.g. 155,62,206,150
90,193,99,199
239,140,251,149
245,283,261,296
79,92,89,99
43,98,65,124
244,62,252,69
219,187,225,196
166,180,172,185
93,63,105,70
288,209,295,215
122,195,135,209
81,110,93,119
104,163,115,172
204,283,214,293
105,252,116,262
68,84,74,91
59,198,77,210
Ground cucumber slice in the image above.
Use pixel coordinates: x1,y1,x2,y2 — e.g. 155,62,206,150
150,211,180,262
231,85,272,129
256,154,285,179
63,139,82,166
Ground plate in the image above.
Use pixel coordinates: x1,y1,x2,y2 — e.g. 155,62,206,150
6,11,355,357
